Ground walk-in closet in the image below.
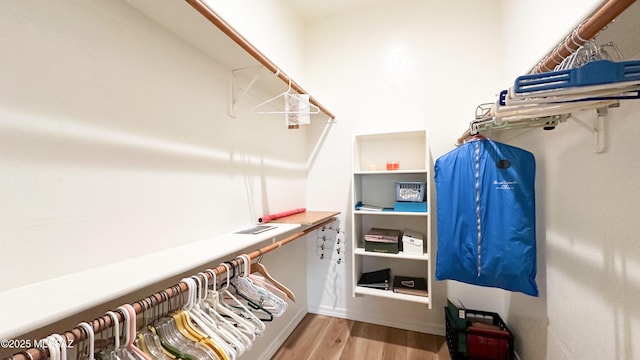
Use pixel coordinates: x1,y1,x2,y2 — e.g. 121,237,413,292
2,1,640,359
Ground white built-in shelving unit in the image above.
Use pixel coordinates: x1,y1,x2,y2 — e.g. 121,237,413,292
351,130,432,307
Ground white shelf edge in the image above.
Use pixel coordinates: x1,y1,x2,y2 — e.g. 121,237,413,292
354,210,428,216
353,170,428,175
354,286,430,304
0,223,301,339
353,248,429,261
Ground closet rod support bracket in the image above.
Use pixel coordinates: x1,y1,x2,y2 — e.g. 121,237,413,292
571,105,613,153
230,65,264,118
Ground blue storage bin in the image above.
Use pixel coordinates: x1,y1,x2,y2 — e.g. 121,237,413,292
394,201,427,212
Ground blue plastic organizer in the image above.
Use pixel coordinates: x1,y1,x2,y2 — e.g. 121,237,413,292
514,60,640,94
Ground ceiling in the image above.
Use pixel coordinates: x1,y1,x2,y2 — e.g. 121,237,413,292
286,0,390,21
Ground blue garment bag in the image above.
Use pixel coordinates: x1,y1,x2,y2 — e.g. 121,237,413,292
434,139,539,296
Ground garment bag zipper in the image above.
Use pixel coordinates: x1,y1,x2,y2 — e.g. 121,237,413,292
474,141,482,276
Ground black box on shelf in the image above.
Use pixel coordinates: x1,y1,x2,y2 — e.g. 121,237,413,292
392,276,428,297
445,306,515,360
357,268,391,290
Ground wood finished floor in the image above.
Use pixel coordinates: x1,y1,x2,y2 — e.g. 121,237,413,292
272,314,451,360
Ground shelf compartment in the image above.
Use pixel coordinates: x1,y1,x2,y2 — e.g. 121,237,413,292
354,172,428,210
353,210,428,216
354,248,428,261
353,130,428,172
354,170,428,175
354,286,430,305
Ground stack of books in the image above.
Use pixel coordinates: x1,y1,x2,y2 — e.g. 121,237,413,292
392,276,428,297
357,268,391,290
364,228,401,253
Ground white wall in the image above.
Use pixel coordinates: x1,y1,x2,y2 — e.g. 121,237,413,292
202,0,307,84
496,1,640,360
303,0,507,334
0,0,309,358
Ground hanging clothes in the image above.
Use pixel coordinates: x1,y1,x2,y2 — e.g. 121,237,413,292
434,138,539,297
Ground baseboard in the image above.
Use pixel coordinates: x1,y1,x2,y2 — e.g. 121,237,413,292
308,304,445,336
255,308,307,360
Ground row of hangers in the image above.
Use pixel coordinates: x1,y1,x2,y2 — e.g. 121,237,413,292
467,22,640,141
26,255,295,360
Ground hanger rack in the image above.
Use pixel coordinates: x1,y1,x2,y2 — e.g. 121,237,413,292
5,216,337,360
185,0,336,121
456,0,637,146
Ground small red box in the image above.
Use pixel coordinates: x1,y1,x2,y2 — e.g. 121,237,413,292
468,327,511,359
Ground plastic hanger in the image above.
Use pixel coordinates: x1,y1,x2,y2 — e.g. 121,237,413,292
150,291,194,360
234,255,287,316
247,253,296,302
45,335,60,360
162,285,220,360
160,286,215,360
52,334,69,360
217,263,266,336
103,311,122,360
199,269,252,356
155,317,202,360
144,327,177,360
179,277,230,360
203,268,258,342
132,297,174,360
226,281,274,322
189,274,245,358
199,271,252,354
77,322,95,360
171,312,222,360
117,305,152,360
241,256,288,314
251,79,320,115
113,307,136,360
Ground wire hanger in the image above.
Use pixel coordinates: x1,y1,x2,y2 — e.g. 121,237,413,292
251,78,320,115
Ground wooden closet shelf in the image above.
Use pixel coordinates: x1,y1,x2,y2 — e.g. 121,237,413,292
270,210,341,226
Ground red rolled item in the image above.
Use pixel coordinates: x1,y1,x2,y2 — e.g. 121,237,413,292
258,208,306,223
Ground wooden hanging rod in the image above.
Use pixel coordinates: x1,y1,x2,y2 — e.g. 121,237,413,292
531,0,636,73
6,216,337,360
185,0,336,120
456,0,636,145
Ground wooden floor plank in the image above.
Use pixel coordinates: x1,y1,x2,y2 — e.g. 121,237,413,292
271,314,331,360
407,330,436,360
308,317,353,360
434,335,452,360
382,326,408,360
344,321,388,360
338,320,369,360
273,313,449,360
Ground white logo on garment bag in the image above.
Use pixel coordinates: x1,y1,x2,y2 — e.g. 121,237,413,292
494,180,518,190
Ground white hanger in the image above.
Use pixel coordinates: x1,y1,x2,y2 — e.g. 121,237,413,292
202,269,254,350
194,272,247,357
251,79,320,115
181,277,235,360
104,311,122,360
50,334,67,360
77,322,95,360
45,335,60,360
204,268,257,341
218,263,266,336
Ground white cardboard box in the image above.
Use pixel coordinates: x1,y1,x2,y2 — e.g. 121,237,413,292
402,229,424,255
